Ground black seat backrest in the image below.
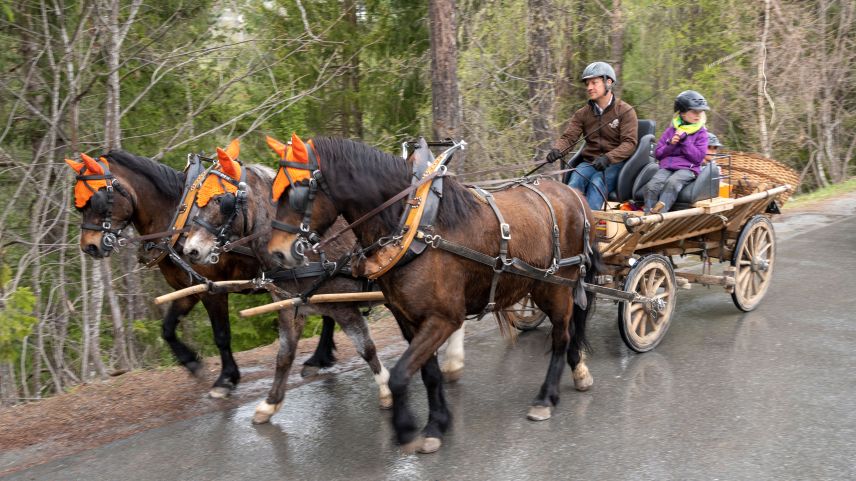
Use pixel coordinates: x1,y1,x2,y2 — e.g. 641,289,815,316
563,119,655,189
610,119,656,202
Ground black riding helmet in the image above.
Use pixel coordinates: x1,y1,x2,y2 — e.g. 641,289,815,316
674,90,710,112
707,132,723,148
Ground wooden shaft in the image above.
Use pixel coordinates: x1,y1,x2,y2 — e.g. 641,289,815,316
154,280,252,305
240,291,387,318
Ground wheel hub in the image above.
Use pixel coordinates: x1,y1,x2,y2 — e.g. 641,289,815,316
643,297,666,318
751,257,770,272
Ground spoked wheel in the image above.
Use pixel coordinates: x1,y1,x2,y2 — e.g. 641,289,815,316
618,254,677,353
498,294,548,331
731,215,776,312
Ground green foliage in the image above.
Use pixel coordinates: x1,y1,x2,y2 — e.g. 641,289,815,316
0,287,37,362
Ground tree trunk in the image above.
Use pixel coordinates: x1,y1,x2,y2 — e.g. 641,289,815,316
610,0,625,97
527,0,555,154
429,0,462,141
756,0,772,158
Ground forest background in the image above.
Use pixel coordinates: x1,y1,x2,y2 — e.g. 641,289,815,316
0,0,853,404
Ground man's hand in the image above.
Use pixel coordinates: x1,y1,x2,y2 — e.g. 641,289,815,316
545,148,563,163
592,156,610,171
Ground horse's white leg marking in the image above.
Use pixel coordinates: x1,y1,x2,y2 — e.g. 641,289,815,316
440,323,465,381
375,364,392,409
252,400,283,424
572,352,593,391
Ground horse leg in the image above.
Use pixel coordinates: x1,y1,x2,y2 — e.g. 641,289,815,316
440,322,465,382
333,308,392,409
527,291,573,421
567,290,594,392
253,308,306,424
200,294,240,399
388,313,456,454
301,316,337,377
162,296,203,376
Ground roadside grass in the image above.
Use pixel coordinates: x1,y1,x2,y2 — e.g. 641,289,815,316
784,177,856,210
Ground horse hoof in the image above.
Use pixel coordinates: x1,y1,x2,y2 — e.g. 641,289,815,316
418,437,442,454
573,365,594,392
252,400,282,424
379,394,393,410
400,436,424,455
442,368,463,383
209,386,231,399
301,365,321,377
527,405,552,421
186,360,204,378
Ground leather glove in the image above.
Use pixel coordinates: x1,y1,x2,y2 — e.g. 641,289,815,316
592,155,611,171
545,148,562,163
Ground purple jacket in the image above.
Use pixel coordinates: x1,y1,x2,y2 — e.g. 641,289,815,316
654,125,708,175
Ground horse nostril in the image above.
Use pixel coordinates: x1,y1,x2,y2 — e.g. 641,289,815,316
273,251,285,264
84,244,98,256
187,248,199,259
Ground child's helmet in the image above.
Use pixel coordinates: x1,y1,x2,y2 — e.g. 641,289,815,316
707,132,723,148
581,62,617,87
674,90,710,112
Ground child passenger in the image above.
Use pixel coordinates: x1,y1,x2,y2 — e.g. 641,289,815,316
643,90,710,214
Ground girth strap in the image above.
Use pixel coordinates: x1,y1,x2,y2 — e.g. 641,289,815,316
520,183,562,275
472,187,510,315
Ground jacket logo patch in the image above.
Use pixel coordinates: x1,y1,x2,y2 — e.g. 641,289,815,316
609,119,619,129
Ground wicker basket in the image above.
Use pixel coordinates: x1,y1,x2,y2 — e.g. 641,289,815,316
719,150,799,203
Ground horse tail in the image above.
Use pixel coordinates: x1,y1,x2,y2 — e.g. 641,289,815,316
569,243,602,355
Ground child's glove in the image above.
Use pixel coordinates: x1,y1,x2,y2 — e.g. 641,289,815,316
592,156,610,171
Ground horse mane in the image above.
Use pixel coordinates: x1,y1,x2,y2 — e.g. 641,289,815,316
103,150,185,199
311,137,478,230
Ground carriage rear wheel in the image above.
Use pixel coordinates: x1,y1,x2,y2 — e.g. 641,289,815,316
618,254,677,353
731,215,776,312
498,294,548,331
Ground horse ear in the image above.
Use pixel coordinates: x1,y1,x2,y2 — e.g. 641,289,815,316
65,158,84,173
225,138,240,162
288,132,308,164
216,147,240,179
266,135,287,159
80,153,104,174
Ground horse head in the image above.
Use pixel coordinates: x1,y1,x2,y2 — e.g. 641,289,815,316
66,153,136,258
182,139,251,265
266,134,339,267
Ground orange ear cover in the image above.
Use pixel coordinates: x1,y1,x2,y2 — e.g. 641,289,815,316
69,154,109,208
266,135,287,159
225,138,240,162
288,132,308,164
197,147,241,207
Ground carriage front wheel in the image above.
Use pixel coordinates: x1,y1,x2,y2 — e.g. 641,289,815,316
731,215,776,312
498,294,548,331
618,254,677,353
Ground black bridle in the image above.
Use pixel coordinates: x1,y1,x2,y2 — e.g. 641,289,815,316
191,164,249,264
77,159,136,255
270,143,328,261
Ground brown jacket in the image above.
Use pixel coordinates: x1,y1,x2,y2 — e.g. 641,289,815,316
553,97,638,164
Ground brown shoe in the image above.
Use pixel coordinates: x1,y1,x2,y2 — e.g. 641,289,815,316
650,201,666,214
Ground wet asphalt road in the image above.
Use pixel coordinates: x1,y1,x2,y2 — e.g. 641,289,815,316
5,203,856,481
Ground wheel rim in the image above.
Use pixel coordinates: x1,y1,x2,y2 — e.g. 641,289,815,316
500,295,547,330
734,219,775,310
624,258,676,348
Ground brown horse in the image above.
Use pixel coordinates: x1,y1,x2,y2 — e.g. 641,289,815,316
267,136,598,453
65,150,360,400
181,144,393,422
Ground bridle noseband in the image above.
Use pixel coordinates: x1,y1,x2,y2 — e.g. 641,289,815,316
77,161,135,255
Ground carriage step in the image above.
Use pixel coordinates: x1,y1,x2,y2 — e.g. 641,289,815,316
593,275,613,285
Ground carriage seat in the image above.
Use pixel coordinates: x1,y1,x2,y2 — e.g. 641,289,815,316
632,161,722,210
562,119,656,202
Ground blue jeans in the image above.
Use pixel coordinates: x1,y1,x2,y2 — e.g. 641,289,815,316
567,161,625,210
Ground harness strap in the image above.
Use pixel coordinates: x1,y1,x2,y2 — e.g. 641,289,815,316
474,187,510,314
520,183,562,274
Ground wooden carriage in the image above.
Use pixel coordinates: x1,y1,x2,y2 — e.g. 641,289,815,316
502,151,796,352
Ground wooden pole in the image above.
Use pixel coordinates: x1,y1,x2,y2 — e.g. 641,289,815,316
240,292,386,318
154,280,253,305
